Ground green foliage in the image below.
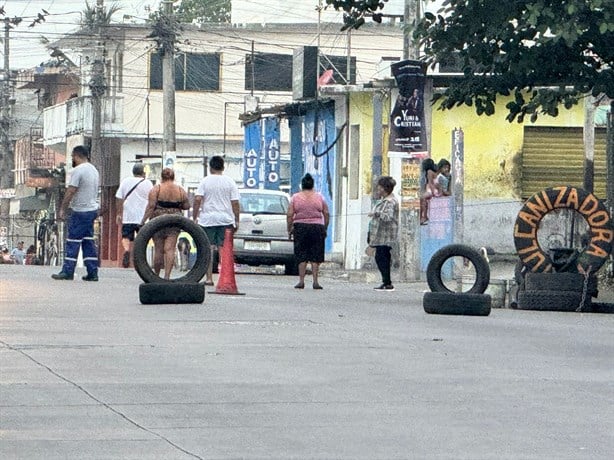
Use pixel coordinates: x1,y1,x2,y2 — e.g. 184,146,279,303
324,0,388,31
175,0,231,24
328,0,614,122
414,0,614,122
81,2,121,31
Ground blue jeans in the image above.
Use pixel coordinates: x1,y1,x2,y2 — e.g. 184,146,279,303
61,210,99,276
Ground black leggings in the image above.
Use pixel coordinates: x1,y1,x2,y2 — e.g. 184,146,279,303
374,245,392,286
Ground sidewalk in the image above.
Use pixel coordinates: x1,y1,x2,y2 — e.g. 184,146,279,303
319,254,614,304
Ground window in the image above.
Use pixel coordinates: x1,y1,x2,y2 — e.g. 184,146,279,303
149,52,220,91
245,52,357,92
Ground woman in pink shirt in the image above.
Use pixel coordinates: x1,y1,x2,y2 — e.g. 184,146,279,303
286,173,330,289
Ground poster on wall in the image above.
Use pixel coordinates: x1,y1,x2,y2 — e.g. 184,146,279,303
400,158,421,210
388,60,428,156
263,117,281,190
243,121,261,188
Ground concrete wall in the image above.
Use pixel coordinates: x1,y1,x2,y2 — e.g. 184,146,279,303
463,198,523,255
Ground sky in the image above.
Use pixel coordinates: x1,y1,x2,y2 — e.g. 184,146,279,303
4,0,442,70
4,0,161,69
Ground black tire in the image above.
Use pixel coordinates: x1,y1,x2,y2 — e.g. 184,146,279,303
139,282,205,304
525,272,598,297
284,257,299,276
423,292,492,316
134,215,211,284
517,290,584,312
525,272,584,291
588,302,614,314
514,186,613,274
426,244,490,294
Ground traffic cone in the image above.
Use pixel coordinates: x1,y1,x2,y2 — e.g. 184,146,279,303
212,227,244,295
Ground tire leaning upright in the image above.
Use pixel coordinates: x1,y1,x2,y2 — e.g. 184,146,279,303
426,244,490,294
133,214,211,284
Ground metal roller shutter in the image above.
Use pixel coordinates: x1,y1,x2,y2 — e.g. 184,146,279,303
521,126,607,199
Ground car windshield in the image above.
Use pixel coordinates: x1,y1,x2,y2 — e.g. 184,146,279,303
240,193,289,215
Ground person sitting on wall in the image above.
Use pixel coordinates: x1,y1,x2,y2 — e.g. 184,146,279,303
436,159,452,196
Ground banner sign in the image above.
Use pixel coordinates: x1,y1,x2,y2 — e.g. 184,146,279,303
243,121,261,188
263,117,281,190
388,60,427,156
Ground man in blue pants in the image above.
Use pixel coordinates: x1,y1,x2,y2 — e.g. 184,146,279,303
52,145,100,281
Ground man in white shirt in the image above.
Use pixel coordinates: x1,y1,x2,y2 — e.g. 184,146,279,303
52,145,100,281
192,156,240,285
10,241,26,265
115,163,153,267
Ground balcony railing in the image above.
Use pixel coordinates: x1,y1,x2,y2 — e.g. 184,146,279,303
43,95,123,146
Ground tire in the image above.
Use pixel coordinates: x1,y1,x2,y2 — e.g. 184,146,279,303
426,244,490,294
284,257,299,276
139,282,205,304
514,186,613,274
134,215,211,284
525,272,598,297
588,302,614,314
517,290,584,312
423,292,492,316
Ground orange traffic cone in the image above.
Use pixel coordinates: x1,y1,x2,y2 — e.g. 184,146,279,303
212,227,244,295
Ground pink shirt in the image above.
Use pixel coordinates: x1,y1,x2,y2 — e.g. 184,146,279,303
291,191,325,225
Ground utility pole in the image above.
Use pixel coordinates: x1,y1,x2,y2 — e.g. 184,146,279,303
89,0,106,183
1,18,12,187
397,0,424,281
162,0,176,155
0,18,13,217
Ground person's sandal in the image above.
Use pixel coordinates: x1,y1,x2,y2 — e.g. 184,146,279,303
294,282,305,289
313,283,323,290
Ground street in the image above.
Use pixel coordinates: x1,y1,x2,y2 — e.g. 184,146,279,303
1,264,613,459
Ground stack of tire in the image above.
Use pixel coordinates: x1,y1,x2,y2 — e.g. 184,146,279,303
423,244,492,316
513,186,614,313
134,215,211,304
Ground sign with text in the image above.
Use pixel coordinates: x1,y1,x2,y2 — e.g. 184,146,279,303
400,158,421,210
243,121,261,188
263,117,281,190
388,60,427,156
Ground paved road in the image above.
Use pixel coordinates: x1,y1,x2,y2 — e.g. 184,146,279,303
1,265,613,459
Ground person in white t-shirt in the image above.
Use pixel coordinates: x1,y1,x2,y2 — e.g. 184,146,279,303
52,145,100,281
192,156,240,285
115,163,154,268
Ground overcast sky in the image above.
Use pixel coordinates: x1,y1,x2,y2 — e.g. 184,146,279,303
5,0,160,69
5,0,442,70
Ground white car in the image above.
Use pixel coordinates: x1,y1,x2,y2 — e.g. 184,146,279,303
233,189,298,275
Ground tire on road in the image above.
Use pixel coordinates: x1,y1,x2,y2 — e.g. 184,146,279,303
513,186,613,274
139,282,205,304
525,272,598,297
134,215,211,284
588,302,614,314
423,292,492,316
517,290,584,312
426,244,490,294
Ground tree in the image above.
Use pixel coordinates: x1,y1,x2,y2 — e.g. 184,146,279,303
81,2,121,31
329,0,614,122
175,0,231,24
325,0,387,31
